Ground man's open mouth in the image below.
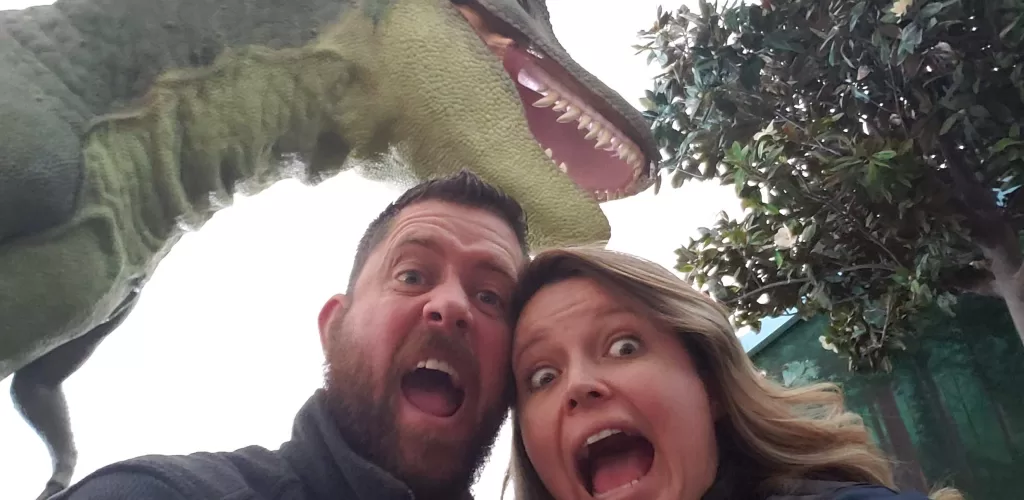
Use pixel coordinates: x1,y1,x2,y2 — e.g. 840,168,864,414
455,2,655,202
400,358,466,418
575,428,655,498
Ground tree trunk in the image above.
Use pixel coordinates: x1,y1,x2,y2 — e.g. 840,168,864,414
988,267,1024,348
938,142,1024,347
874,382,930,492
911,356,976,488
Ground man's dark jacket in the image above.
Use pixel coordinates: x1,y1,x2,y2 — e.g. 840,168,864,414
50,388,932,500
51,389,446,500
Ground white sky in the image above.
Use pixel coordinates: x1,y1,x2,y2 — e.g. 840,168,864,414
0,1,758,498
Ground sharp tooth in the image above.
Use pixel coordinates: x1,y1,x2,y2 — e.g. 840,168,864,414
416,361,427,369
533,92,560,108
577,114,593,130
617,144,629,157
584,124,602,141
558,162,568,173
552,100,570,112
557,107,582,123
595,129,613,149
544,148,554,158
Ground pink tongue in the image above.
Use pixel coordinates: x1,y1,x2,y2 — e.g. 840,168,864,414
404,386,458,417
590,444,653,495
401,370,461,418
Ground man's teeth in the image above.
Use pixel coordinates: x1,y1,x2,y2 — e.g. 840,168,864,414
415,358,461,385
531,89,647,186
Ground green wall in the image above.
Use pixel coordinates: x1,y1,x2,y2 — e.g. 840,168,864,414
751,296,1024,500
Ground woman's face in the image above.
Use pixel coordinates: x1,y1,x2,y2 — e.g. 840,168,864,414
512,277,718,500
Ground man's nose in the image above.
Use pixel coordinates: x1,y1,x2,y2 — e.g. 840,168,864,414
422,281,473,333
564,366,610,413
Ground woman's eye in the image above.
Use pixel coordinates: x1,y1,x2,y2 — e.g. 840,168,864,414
477,290,502,307
397,270,424,285
608,336,642,357
528,367,558,390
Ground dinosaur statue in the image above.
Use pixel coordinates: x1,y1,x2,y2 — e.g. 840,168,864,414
0,0,658,497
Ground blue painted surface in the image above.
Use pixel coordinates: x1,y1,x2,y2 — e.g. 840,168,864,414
740,314,795,353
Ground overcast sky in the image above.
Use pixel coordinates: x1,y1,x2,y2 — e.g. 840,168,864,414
0,1,759,498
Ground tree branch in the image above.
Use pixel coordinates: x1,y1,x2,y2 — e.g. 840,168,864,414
726,264,896,304
939,142,1022,277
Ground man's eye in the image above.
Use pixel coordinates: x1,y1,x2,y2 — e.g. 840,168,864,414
608,336,642,357
397,270,424,285
528,367,558,390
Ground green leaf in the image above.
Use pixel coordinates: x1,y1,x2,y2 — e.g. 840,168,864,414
969,105,990,118
993,138,1024,153
919,0,954,18
939,113,960,135
897,23,923,61
735,168,748,194
800,223,818,242
850,1,867,30
873,150,897,161
740,57,766,90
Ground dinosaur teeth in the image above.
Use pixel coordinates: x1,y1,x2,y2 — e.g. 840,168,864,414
533,92,560,108
594,129,613,149
584,124,601,141
558,162,568,173
557,107,582,123
545,148,554,158
577,114,593,130
552,100,570,113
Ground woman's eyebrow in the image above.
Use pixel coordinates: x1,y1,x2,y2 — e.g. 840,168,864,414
512,332,549,368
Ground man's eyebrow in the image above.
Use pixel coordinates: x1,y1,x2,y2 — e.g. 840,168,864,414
391,234,517,282
477,260,517,285
392,235,442,254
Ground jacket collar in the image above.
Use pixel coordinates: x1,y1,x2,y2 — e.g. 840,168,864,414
280,389,415,500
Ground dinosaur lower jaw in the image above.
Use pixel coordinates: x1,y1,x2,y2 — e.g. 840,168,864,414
503,47,648,202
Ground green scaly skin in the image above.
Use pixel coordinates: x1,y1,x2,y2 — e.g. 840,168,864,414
0,0,658,497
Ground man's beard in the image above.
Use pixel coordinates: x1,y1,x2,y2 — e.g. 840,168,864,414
322,313,509,499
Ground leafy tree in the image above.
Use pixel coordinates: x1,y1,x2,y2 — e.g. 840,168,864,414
636,0,1024,369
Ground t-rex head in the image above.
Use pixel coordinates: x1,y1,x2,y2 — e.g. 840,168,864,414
453,0,658,205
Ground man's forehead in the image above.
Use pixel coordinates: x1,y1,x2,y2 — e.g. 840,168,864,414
381,200,524,269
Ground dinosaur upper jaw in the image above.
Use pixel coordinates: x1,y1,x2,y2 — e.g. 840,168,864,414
455,2,655,203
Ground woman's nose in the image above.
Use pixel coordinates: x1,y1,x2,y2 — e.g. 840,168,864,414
565,368,610,413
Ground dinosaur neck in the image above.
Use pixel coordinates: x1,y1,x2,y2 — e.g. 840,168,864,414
45,0,347,115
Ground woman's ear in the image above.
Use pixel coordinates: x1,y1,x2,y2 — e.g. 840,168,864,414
318,294,348,354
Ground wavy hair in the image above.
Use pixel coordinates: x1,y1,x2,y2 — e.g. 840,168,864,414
502,245,961,500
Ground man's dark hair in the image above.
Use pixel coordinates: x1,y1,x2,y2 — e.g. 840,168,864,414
346,170,529,294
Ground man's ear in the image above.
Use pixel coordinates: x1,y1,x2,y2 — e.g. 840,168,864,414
318,294,348,353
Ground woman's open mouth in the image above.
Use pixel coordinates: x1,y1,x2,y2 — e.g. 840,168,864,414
575,428,655,498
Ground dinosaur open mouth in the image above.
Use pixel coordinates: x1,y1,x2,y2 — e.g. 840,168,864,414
454,2,653,202
503,48,647,201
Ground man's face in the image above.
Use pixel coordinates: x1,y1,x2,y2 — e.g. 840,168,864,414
317,200,525,498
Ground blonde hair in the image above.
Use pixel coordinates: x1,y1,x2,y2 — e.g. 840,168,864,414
502,245,962,500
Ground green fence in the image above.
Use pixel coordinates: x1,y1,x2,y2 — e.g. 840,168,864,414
750,296,1024,500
